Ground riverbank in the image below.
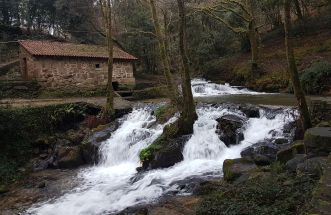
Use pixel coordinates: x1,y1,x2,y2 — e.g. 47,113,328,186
0,89,330,214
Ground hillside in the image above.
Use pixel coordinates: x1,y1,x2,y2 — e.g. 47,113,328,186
202,18,331,96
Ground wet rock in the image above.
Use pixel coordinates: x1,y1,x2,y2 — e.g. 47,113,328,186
56,146,84,169
241,142,279,166
216,114,246,147
32,155,55,171
274,138,289,145
81,121,119,164
143,135,191,170
115,107,133,119
223,158,258,182
304,127,331,157
66,129,87,145
239,105,260,118
296,157,327,178
277,140,305,163
263,108,284,120
285,154,306,172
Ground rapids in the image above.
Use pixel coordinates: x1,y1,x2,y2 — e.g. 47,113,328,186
26,104,296,215
191,79,265,97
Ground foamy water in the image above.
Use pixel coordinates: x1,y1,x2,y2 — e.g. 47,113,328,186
27,104,295,215
192,79,266,97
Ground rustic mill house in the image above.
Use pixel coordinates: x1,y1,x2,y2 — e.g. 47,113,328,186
18,40,137,90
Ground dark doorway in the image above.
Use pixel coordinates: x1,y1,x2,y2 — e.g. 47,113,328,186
112,81,119,91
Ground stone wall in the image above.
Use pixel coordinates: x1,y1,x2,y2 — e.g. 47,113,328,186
19,47,135,89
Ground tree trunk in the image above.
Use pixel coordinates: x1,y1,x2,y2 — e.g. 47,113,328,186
246,0,259,71
102,0,115,117
248,21,259,71
294,0,303,19
284,0,312,131
177,0,197,135
149,0,179,106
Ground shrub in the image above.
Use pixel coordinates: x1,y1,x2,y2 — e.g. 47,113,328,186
197,173,317,215
0,103,101,185
300,61,331,95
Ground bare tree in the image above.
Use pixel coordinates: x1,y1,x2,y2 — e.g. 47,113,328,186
147,0,179,106
284,0,312,131
100,0,115,117
197,0,260,71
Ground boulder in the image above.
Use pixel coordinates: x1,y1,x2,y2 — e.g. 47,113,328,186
223,158,258,182
285,154,306,172
216,114,246,147
304,127,331,157
296,157,327,178
81,121,119,164
241,141,279,166
142,135,191,170
277,140,305,163
56,146,84,169
239,106,260,118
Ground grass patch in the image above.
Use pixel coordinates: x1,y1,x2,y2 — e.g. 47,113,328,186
197,173,317,215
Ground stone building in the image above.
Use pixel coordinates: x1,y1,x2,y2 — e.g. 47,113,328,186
18,40,137,89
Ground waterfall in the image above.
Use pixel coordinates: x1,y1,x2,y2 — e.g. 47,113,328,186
26,103,295,215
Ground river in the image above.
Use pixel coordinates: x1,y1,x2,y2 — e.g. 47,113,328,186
26,80,297,215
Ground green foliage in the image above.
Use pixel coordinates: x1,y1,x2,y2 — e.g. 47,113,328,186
0,103,99,185
153,104,177,124
197,173,317,215
254,70,290,92
139,136,165,162
300,61,331,95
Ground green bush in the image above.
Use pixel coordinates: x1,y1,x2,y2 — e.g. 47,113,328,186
300,61,331,95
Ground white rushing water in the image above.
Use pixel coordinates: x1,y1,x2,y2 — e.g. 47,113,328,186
192,79,265,97
27,104,295,215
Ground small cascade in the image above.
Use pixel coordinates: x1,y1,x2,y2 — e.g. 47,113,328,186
191,79,265,97
27,104,296,215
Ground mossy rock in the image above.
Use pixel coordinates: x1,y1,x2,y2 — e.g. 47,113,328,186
304,127,331,157
56,146,84,169
277,140,305,163
223,158,258,182
153,105,177,124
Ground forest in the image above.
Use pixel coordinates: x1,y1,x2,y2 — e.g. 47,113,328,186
0,0,331,215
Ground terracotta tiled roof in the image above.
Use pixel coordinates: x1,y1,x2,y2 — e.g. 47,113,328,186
19,40,137,61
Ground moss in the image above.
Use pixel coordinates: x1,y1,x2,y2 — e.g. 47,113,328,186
139,122,179,163
197,172,318,215
153,104,177,124
139,135,165,162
